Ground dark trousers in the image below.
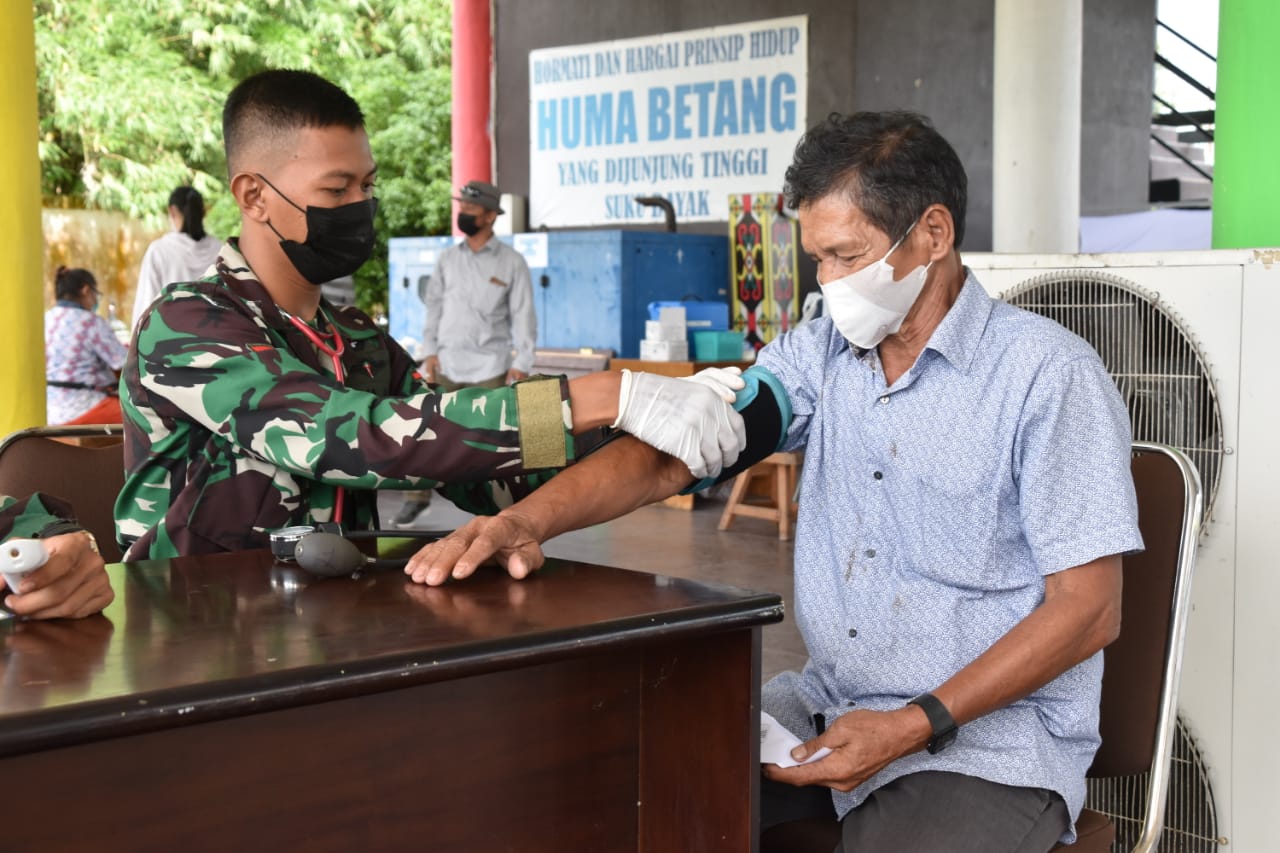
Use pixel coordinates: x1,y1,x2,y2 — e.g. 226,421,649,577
762,771,1070,853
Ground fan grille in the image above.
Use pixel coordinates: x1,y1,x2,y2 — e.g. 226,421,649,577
1085,716,1223,851
1002,271,1223,528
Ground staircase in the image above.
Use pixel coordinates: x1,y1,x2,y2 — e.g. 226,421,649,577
1149,19,1214,206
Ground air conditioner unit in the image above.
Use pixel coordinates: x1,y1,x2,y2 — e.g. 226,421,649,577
965,249,1280,852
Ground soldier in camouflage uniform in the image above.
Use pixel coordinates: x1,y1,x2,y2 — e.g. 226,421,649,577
0,494,114,618
117,69,745,561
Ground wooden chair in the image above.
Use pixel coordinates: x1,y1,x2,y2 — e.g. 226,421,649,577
718,451,802,540
0,425,126,562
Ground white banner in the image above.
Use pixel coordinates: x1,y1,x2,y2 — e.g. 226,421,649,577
528,15,808,228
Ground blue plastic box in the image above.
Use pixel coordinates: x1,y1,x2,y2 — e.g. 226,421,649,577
693,330,745,361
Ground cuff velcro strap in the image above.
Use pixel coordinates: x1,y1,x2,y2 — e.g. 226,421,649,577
515,376,569,470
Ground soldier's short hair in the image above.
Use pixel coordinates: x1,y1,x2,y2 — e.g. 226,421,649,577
223,69,365,175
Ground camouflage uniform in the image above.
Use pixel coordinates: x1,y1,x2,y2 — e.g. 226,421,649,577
0,494,82,542
117,241,573,560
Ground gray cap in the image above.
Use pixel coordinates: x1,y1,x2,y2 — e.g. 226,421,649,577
454,180,504,213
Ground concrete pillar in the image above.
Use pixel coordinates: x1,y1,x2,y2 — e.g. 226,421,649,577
1212,0,1280,248
992,0,1083,253
452,0,493,234
0,2,45,433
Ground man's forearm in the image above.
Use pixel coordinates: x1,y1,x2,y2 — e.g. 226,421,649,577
504,436,690,542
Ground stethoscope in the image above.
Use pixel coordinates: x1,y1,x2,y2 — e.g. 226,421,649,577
286,310,349,523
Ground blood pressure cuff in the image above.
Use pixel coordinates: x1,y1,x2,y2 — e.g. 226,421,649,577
681,365,793,494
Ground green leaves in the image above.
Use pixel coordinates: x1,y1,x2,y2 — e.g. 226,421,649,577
35,0,453,313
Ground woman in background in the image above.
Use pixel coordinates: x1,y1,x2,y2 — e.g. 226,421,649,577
130,185,220,328
45,267,128,425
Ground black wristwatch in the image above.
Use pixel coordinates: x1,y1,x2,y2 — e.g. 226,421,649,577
907,692,958,754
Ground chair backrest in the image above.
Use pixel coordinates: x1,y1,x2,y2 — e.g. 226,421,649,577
0,425,125,563
1089,442,1202,848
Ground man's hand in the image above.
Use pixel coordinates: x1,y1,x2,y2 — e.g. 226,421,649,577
763,707,931,793
405,513,547,587
614,369,746,479
423,354,441,384
3,531,114,620
506,367,529,384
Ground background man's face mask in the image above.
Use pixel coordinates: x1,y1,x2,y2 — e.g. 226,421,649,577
818,221,931,349
257,173,379,284
457,211,483,236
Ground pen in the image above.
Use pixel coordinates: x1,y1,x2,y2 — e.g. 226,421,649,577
813,713,826,735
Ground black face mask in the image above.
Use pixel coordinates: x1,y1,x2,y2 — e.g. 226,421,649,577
257,173,378,284
457,212,483,237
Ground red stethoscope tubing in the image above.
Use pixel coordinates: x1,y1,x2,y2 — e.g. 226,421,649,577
288,313,348,523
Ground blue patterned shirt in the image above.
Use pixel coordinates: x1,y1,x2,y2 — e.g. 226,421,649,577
758,271,1143,843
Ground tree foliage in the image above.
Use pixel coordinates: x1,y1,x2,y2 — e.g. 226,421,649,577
34,0,453,312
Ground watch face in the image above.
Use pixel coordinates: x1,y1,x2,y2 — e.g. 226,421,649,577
929,726,958,754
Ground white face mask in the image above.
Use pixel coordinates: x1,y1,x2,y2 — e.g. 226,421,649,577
818,222,931,349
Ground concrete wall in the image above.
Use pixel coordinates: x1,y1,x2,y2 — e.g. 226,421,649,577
492,0,1156,249
1082,0,1158,216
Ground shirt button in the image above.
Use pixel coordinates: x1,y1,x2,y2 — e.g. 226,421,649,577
873,471,883,480
866,549,876,558
879,395,890,405
848,628,858,638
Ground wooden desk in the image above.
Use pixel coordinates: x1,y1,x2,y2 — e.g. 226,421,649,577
0,551,781,852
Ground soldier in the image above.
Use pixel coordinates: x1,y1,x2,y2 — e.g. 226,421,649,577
1,494,113,619
116,69,744,560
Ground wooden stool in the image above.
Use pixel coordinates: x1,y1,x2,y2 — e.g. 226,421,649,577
718,451,802,540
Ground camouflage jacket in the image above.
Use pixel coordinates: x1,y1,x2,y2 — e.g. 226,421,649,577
117,241,573,560
0,493,81,542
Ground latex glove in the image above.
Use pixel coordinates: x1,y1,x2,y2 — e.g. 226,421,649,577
613,369,746,479
682,365,745,403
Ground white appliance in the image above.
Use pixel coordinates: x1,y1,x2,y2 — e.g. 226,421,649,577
965,249,1280,852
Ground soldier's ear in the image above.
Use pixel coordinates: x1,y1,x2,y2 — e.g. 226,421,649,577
231,172,269,222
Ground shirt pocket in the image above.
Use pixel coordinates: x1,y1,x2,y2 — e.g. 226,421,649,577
895,441,1006,591
470,278,510,317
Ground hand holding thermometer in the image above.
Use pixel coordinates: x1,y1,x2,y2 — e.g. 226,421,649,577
1,539,50,594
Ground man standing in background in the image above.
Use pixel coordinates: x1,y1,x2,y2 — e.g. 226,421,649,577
393,180,537,527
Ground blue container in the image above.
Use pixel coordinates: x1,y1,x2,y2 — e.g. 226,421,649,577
693,330,745,361
534,231,729,358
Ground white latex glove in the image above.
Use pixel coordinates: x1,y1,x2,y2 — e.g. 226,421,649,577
612,369,746,479
682,365,745,402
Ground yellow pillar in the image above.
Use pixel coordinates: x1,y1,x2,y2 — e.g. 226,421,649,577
0,1,45,433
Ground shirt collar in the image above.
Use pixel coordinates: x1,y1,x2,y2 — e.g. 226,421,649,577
216,238,377,338
462,235,499,255
922,269,994,373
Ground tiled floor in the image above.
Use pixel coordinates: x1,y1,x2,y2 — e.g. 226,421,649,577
379,491,808,681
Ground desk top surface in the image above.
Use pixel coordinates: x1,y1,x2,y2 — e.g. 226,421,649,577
0,550,782,757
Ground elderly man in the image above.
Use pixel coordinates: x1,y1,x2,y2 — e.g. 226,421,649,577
403,111,1142,852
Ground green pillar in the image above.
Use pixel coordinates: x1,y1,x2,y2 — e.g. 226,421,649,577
0,0,45,432
1212,0,1280,248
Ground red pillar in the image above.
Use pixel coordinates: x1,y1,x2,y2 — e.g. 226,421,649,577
452,0,492,235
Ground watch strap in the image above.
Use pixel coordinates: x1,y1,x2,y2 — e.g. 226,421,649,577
908,692,958,754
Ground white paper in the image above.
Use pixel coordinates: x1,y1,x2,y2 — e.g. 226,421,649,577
760,711,832,768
